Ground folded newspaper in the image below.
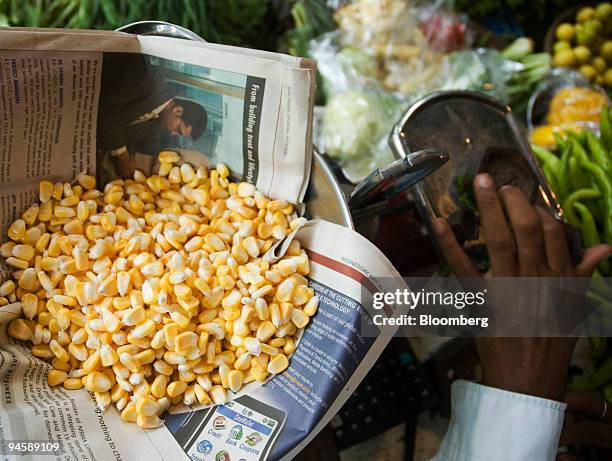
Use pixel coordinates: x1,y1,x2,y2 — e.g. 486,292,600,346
0,28,407,460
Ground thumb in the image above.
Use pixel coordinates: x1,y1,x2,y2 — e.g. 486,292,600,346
575,244,612,276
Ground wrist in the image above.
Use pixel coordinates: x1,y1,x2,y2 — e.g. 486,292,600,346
481,371,565,402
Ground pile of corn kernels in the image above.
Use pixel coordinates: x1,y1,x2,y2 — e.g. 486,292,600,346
1,151,317,428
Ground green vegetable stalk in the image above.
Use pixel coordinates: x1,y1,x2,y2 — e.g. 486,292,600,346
501,37,534,61
568,353,612,392
601,106,612,151
585,131,612,176
563,189,601,226
574,201,602,248
580,159,612,244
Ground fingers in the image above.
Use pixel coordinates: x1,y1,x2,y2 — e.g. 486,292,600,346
432,218,480,277
560,420,612,448
575,244,612,276
473,174,516,276
535,207,572,273
565,391,612,423
500,186,545,274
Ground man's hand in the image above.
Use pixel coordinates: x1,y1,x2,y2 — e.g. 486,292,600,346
433,173,611,401
561,392,612,447
112,150,136,179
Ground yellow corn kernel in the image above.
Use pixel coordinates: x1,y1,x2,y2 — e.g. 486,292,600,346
77,173,96,190
5,257,29,270
100,344,119,367
137,414,163,429
82,350,101,373
167,380,187,398
291,308,309,329
47,370,68,387
0,241,16,258
136,396,158,416
84,371,113,393
134,349,156,365
23,227,42,247
194,384,212,404
7,219,26,242
21,204,40,226
94,391,111,411
267,353,289,374
210,385,227,405
39,180,54,203
283,337,296,355
158,150,181,163
32,344,54,359
49,339,70,362
8,318,33,341
63,377,84,390
256,321,276,342
0,280,15,297
151,374,169,399
121,402,138,422
303,296,319,317
174,331,197,352
53,206,75,219
13,267,40,291
227,370,243,393
53,294,77,307
132,319,155,339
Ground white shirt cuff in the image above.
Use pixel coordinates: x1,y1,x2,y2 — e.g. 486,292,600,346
433,380,566,461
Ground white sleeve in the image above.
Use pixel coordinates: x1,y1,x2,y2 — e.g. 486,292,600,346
432,380,566,461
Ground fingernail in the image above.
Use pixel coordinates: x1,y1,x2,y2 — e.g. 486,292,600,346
475,173,493,189
432,218,446,235
499,184,513,192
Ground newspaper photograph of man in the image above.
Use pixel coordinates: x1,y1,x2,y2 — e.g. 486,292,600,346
97,52,208,179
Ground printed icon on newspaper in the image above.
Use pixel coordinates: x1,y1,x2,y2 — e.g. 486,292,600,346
215,450,230,461
213,416,226,431
229,425,243,440
245,432,262,447
197,440,213,455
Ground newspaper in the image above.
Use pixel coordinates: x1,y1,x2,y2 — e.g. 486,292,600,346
0,28,315,236
0,28,407,460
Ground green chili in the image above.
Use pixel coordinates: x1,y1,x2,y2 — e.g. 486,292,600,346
531,144,560,171
553,131,568,152
570,137,590,164
568,353,612,392
580,159,612,243
562,189,601,226
600,107,612,151
585,131,612,176
574,201,601,248
569,156,589,191
557,142,572,200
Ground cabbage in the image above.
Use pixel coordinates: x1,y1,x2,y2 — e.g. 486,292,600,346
322,90,402,180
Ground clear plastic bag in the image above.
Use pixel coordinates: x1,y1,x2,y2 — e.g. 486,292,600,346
311,0,472,181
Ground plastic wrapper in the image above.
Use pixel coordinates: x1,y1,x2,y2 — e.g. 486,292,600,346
441,49,520,102
321,89,403,181
528,69,610,148
310,0,472,181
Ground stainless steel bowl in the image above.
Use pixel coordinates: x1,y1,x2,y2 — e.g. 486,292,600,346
115,21,353,229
